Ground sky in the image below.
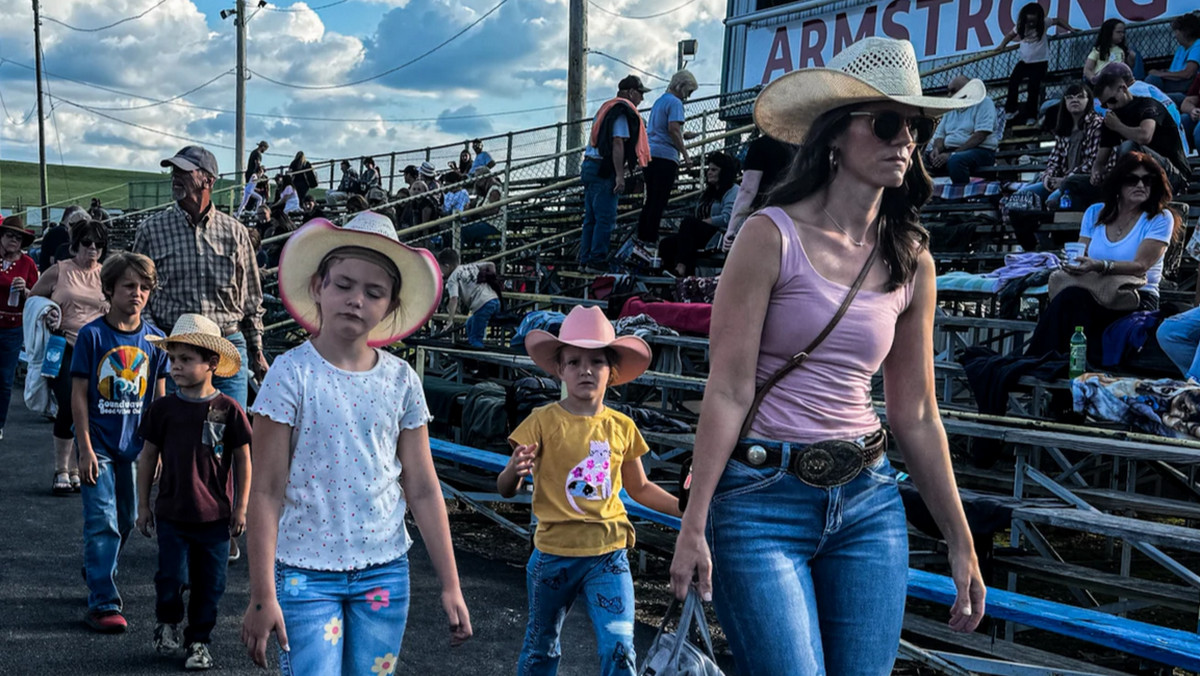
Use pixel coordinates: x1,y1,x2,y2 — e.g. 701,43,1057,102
0,0,727,179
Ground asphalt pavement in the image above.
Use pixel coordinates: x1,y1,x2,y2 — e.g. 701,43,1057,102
0,397,681,676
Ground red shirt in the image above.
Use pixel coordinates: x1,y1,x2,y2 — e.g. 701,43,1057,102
0,254,40,330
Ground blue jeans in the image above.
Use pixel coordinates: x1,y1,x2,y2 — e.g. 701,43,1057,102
1157,307,1200,381
156,518,230,644
946,147,996,185
0,326,22,429
166,331,249,409
276,556,411,676
466,298,500,348
707,453,908,675
1143,75,1189,103
81,449,138,613
518,548,637,676
1184,115,1200,156
1016,180,1063,206
580,159,618,267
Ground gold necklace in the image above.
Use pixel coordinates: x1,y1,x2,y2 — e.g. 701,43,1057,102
822,206,867,247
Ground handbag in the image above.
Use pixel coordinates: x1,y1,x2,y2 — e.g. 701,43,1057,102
677,243,879,510
1048,269,1146,311
639,589,724,676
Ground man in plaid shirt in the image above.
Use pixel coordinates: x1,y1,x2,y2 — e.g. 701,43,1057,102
133,146,268,409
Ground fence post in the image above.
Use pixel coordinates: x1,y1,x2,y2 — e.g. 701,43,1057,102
425,147,432,163
554,123,563,179
389,152,397,194
329,162,335,190
500,131,514,272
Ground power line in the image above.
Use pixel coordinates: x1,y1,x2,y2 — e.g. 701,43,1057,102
0,58,233,111
0,84,37,126
250,0,511,90
587,49,669,82
261,0,350,12
587,0,701,20
51,95,243,151
42,0,170,33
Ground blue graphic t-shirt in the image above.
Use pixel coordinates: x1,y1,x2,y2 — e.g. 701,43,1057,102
71,317,168,460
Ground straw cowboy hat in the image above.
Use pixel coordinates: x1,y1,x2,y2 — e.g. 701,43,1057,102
525,306,652,386
0,216,35,247
277,211,443,347
754,36,988,145
148,314,242,378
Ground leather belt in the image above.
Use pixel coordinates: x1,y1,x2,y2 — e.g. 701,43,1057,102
220,324,240,337
732,429,887,488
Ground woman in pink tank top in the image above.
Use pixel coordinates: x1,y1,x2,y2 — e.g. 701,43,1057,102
670,37,987,675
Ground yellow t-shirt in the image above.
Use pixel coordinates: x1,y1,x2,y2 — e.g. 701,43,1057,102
509,403,650,557
1087,46,1126,76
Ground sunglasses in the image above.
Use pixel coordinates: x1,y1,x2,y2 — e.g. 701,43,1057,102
849,111,935,145
78,239,105,248
1121,174,1153,187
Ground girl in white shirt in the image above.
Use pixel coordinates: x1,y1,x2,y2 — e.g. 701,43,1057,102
997,3,1074,125
240,212,472,673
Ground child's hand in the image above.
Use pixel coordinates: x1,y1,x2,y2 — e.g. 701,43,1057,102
242,598,289,668
79,449,99,486
136,511,155,538
508,443,537,478
441,589,473,647
230,509,247,538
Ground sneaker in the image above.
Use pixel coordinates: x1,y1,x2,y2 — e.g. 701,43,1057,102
154,622,181,654
185,642,214,670
228,538,241,562
84,609,127,633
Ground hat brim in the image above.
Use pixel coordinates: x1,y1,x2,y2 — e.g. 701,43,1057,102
754,70,987,145
524,331,652,387
277,218,443,347
148,334,243,378
161,156,201,173
0,225,35,247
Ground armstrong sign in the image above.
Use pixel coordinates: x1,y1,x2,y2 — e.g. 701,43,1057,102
743,0,1192,88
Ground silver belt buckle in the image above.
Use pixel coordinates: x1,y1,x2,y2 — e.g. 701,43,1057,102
745,444,768,466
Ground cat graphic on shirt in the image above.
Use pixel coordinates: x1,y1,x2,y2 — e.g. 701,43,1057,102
565,440,612,514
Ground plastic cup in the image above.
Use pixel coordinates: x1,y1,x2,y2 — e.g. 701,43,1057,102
1064,243,1085,266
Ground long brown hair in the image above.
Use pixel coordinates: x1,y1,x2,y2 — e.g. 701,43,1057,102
766,104,931,291
1097,151,1180,240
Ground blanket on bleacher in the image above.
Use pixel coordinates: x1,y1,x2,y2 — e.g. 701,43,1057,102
620,297,711,336
1072,374,1200,440
510,310,566,348
931,177,1003,201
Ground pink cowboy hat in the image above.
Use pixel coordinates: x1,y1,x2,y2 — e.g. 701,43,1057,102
524,306,651,386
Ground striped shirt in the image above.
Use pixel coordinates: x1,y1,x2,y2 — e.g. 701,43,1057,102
132,203,265,352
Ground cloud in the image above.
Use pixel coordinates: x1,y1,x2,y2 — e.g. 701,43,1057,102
436,105,493,136
515,68,568,86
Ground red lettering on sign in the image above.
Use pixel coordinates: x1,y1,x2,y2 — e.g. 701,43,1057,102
997,0,1016,35
761,26,795,85
956,0,994,50
799,18,828,68
833,7,878,54
1072,0,1105,29
883,0,911,41
1115,0,1167,21
916,0,955,57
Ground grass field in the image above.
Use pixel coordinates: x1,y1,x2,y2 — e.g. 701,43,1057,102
0,160,167,215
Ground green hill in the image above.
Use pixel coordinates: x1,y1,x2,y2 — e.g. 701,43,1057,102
0,160,166,214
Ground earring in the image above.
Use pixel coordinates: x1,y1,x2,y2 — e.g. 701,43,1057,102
829,148,839,172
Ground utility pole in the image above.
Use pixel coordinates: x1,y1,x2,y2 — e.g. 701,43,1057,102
32,0,49,224
565,0,586,176
235,0,247,183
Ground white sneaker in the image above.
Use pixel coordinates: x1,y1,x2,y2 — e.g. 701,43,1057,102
185,642,214,670
154,622,181,653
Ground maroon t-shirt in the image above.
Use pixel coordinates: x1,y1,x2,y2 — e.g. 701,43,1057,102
140,392,252,523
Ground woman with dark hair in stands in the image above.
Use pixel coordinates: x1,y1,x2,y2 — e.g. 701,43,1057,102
1025,152,1179,362
29,219,108,493
1146,13,1200,103
997,3,1075,125
660,151,740,277
669,37,985,675
288,151,316,202
1084,19,1139,84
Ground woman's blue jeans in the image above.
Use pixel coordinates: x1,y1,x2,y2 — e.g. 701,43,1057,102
517,548,637,676
276,556,411,676
707,454,908,676
1157,307,1200,381
0,326,23,429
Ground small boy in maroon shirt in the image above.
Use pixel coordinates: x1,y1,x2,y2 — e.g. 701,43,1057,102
135,314,252,671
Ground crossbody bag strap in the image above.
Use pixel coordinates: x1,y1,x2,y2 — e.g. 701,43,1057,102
738,243,880,439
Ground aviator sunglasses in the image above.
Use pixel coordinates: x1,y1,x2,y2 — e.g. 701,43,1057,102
849,111,935,145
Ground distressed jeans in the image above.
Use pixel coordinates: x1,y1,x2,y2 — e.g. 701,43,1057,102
707,453,909,676
517,548,637,676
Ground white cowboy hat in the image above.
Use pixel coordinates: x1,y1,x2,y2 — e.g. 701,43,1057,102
524,306,651,387
277,212,443,347
147,314,242,378
754,37,987,145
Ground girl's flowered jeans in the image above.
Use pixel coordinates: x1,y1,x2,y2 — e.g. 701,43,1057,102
276,555,410,676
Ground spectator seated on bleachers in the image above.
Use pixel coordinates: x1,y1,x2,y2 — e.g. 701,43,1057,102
1181,76,1200,152
1025,152,1180,364
1156,291,1200,382
460,169,503,247
1091,62,1191,155
1058,67,1192,206
270,173,303,218
1083,19,1140,84
1145,12,1200,104
301,195,324,222
660,151,740,277
358,156,382,195
325,160,360,205
926,76,998,185
441,172,471,216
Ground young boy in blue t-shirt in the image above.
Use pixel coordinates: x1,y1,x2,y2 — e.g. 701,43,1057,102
72,252,169,633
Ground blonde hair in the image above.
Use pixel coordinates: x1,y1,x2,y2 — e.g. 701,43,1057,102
668,69,698,97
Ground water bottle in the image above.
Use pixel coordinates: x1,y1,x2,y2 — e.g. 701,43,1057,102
6,277,21,307
42,334,67,379
1069,326,1087,378
1060,190,1072,210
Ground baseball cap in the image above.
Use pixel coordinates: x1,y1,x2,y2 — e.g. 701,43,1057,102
618,75,651,93
161,146,219,177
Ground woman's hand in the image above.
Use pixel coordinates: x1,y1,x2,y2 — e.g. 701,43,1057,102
241,598,289,668
669,527,713,602
43,307,61,330
441,588,473,647
1065,256,1104,274
948,544,986,633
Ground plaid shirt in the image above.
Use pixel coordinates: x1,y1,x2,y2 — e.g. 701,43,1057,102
1042,112,1114,182
133,203,265,352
